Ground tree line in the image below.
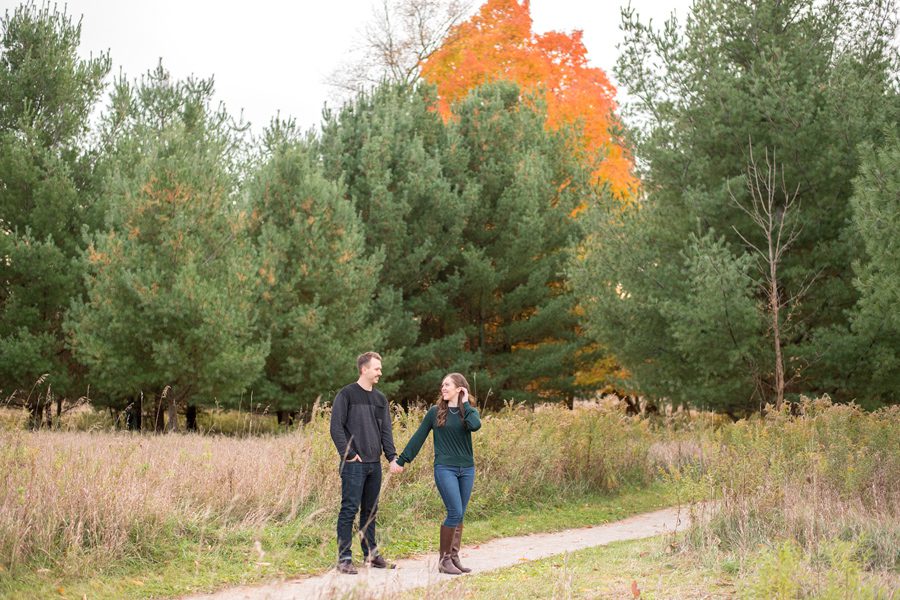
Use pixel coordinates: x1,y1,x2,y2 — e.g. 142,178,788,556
1,0,897,430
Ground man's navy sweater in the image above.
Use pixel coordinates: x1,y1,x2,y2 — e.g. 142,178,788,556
329,382,397,463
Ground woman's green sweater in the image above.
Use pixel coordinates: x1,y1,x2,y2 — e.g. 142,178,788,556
396,402,481,467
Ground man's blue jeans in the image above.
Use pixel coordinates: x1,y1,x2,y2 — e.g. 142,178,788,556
337,461,382,561
434,464,475,527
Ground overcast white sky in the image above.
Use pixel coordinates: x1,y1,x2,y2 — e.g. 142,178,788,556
0,0,692,133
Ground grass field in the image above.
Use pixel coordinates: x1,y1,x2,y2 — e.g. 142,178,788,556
0,398,897,599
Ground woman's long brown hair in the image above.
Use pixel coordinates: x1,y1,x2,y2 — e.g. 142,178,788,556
436,373,476,427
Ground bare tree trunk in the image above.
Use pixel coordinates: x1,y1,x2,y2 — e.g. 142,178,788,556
125,397,142,431
167,394,178,433
769,260,785,411
185,404,198,431
27,394,50,430
623,394,641,416
154,393,166,433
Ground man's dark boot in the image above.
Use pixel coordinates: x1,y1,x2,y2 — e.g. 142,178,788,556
336,560,358,574
367,554,396,569
450,524,471,573
438,525,463,574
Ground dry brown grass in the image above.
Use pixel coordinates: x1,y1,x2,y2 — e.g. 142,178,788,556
0,404,681,578
0,425,336,573
7,396,892,595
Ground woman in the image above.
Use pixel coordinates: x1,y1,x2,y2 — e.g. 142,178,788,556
395,373,482,574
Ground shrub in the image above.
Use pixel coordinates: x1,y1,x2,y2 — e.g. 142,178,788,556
689,398,900,573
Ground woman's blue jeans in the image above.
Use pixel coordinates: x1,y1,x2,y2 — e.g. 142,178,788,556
434,464,475,527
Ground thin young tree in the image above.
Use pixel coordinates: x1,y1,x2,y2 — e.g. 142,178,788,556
729,143,806,410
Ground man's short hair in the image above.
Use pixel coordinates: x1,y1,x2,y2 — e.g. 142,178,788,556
357,351,382,372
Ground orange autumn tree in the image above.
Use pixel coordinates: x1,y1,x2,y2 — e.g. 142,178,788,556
421,0,638,198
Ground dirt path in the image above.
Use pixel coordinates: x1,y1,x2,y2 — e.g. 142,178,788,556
184,505,692,600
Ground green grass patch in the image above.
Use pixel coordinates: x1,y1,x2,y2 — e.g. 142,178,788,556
395,535,736,600
397,534,899,599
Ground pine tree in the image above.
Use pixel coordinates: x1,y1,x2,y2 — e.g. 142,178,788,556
247,125,385,417
447,82,597,406
571,204,765,414
319,83,474,403
573,0,899,412
0,3,110,426
818,132,900,406
66,65,267,430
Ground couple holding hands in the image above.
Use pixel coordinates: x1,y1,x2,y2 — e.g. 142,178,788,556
329,351,481,575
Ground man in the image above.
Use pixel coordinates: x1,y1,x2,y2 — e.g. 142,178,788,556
329,351,401,574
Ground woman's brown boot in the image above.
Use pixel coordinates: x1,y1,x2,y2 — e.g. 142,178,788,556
438,525,463,574
450,524,471,573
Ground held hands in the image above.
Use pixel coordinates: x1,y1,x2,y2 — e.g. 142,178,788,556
389,459,404,474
